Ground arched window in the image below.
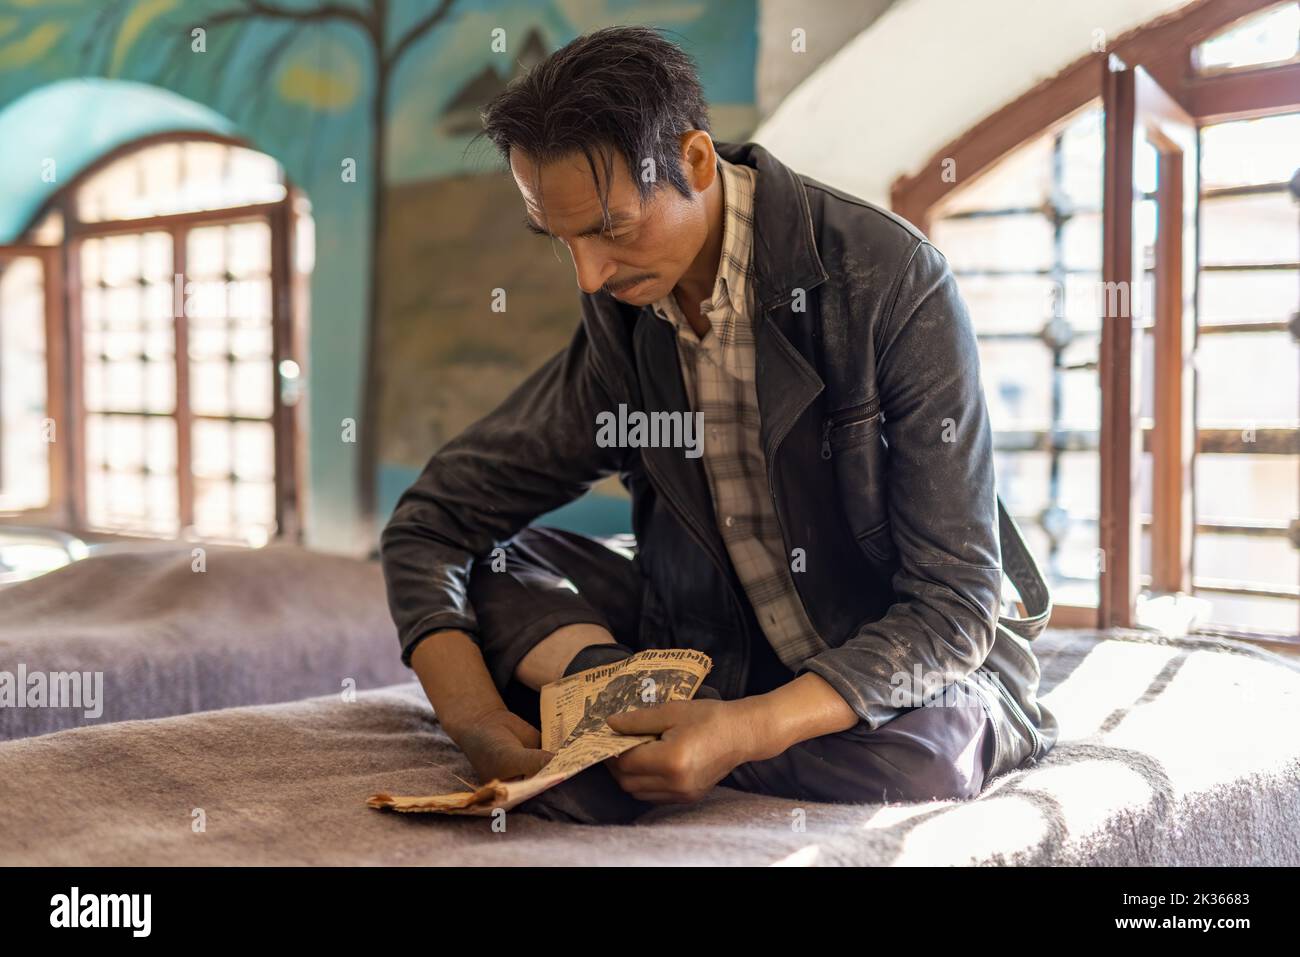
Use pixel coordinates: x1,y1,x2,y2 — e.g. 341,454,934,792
0,134,310,547
894,0,1299,639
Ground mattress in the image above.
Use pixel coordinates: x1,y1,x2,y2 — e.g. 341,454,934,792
3,628,1297,866
0,543,410,740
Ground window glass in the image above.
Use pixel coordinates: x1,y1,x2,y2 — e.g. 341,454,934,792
1195,2,1300,73
0,256,50,511
931,103,1105,608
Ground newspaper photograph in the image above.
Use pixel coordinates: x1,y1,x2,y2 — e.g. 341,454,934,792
367,648,712,816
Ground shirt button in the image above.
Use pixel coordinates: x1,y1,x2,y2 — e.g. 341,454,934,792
724,515,735,527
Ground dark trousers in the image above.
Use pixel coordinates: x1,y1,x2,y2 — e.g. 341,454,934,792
467,526,996,824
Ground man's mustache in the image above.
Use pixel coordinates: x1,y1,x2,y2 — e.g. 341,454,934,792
603,274,656,294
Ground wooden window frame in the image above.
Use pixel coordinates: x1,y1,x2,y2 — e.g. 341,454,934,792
1100,59,1199,629
891,0,1300,635
0,131,305,545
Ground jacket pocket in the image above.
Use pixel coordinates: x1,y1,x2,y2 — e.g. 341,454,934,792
822,397,897,565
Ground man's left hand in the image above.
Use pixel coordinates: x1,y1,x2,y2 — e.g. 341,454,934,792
604,699,762,804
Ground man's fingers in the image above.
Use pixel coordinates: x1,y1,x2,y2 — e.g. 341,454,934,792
492,746,554,781
607,738,675,775
606,764,677,802
606,702,682,735
610,773,668,794
614,777,699,804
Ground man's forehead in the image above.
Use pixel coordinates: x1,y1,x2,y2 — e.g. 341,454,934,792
523,203,636,226
511,148,641,233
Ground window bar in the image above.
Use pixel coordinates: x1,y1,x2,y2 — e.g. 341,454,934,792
1042,129,1071,586
133,235,156,531
174,224,193,534
94,266,110,526
224,224,238,540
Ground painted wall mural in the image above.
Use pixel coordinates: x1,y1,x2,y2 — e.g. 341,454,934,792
0,0,758,551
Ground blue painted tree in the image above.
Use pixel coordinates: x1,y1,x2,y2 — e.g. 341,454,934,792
67,0,462,529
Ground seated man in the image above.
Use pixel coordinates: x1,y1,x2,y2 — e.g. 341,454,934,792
381,25,1058,824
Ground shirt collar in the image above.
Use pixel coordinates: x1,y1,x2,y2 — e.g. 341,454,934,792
652,155,756,333
711,140,828,313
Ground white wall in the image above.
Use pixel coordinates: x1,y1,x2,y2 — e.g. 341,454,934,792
754,0,1196,206
756,0,896,118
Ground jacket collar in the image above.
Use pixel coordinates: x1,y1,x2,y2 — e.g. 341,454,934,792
713,141,829,313
629,141,828,534
712,142,827,477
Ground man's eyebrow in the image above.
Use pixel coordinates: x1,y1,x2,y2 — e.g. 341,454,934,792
522,211,636,239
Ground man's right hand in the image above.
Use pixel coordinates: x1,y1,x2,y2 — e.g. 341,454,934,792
451,709,555,783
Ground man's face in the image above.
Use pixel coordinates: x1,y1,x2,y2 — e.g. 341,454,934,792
510,140,710,307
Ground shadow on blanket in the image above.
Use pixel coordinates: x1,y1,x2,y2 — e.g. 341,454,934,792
0,544,409,740
2,629,1297,866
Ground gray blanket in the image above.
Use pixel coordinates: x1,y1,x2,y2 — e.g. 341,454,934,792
3,628,1298,866
0,544,409,740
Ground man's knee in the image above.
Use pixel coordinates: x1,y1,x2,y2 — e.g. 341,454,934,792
802,739,983,805
872,729,989,803
871,701,995,803
734,704,994,805
465,528,553,600
466,532,594,642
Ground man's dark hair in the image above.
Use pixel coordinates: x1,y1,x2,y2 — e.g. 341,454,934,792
474,25,712,227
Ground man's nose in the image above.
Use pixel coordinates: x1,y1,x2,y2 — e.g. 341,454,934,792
570,242,616,295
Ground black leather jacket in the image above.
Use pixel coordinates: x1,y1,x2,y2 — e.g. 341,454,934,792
381,141,1059,779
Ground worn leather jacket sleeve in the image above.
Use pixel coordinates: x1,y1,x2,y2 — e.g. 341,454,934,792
800,240,1003,728
380,301,628,666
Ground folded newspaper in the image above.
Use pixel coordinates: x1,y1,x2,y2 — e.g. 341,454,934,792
366,648,713,815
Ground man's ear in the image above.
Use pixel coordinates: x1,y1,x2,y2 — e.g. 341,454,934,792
678,130,718,193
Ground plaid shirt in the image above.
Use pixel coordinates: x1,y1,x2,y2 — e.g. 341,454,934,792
651,157,828,670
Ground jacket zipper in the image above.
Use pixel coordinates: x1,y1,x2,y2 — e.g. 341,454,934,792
820,396,881,460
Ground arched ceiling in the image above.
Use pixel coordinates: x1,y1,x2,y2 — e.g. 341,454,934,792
753,0,1198,206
